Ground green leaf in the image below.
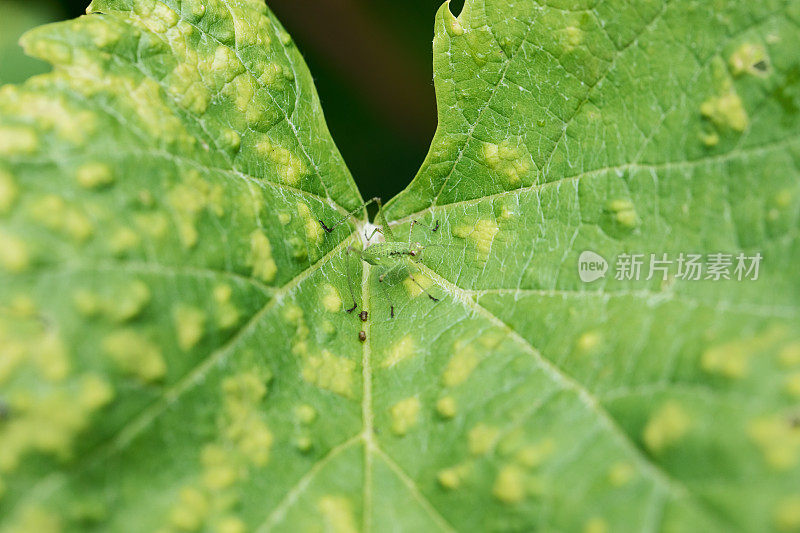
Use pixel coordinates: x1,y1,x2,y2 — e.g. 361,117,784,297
1,0,799,532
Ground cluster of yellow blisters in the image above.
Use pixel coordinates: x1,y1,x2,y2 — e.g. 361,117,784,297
247,230,278,283
163,369,273,533
432,332,567,504
452,218,500,262
0,87,97,146
256,140,307,187
292,404,316,453
605,198,639,229
0,307,114,502
482,138,532,186
699,52,758,145
701,325,786,380
168,169,225,250
285,304,356,398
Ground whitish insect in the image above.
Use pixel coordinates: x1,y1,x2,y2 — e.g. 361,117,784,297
319,197,440,318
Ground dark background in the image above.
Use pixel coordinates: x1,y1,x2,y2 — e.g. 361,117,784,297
0,0,466,200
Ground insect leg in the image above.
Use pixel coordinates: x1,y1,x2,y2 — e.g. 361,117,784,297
319,197,382,233
377,263,404,318
344,245,359,313
374,197,397,242
406,270,440,302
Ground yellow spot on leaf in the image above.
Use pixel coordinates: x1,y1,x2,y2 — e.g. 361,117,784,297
437,462,471,490
584,517,609,533
442,340,481,387
169,487,209,531
607,199,639,229
468,423,500,455
0,126,38,155
482,138,531,185
318,495,357,533
382,334,415,368
294,404,317,424
76,162,114,189
607,461,636,487
297,202,322,244
643,401,691,454
302,350,356,398
436,396,457,419
321,284,342,312
775,495,800,532
102,329,166,383
222,371,273,467
390,397,421,436
493,464,527,504
213,284,241,329
780,342,800,367
701,90,748,132
257,139,306,186
248,230,278,283
30,195,93,242
0,231,30,273
452,218,499,261
403,272,433,297
729,43,769,77
174,305,205,351
748,415,800,471
515,439,555,468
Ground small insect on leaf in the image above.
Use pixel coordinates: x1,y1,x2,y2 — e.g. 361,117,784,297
359,331,367,342
318,197,442,318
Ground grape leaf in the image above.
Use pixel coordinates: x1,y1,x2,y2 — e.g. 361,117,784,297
1,0,799,532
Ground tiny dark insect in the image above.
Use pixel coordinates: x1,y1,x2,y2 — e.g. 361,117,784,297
358,331,367,342
359,310,368,322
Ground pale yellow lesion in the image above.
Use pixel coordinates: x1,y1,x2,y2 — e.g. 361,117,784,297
102,328,166,383
29,194,93,243
748,414,800,471
173,304,206,351
452,218,500,262
729,42,769,77
318,495,358,533
382,334,415,368
302,350,357,398
442,339,482,387
247,230,278,283
468,423,500,455
76,162,114,189
492,464,527,504
320,284,342,312
482,138,532,185
0,126,39,156
0,230,31,273
257,140,307,187
389,396,421,436
642,401,691,454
